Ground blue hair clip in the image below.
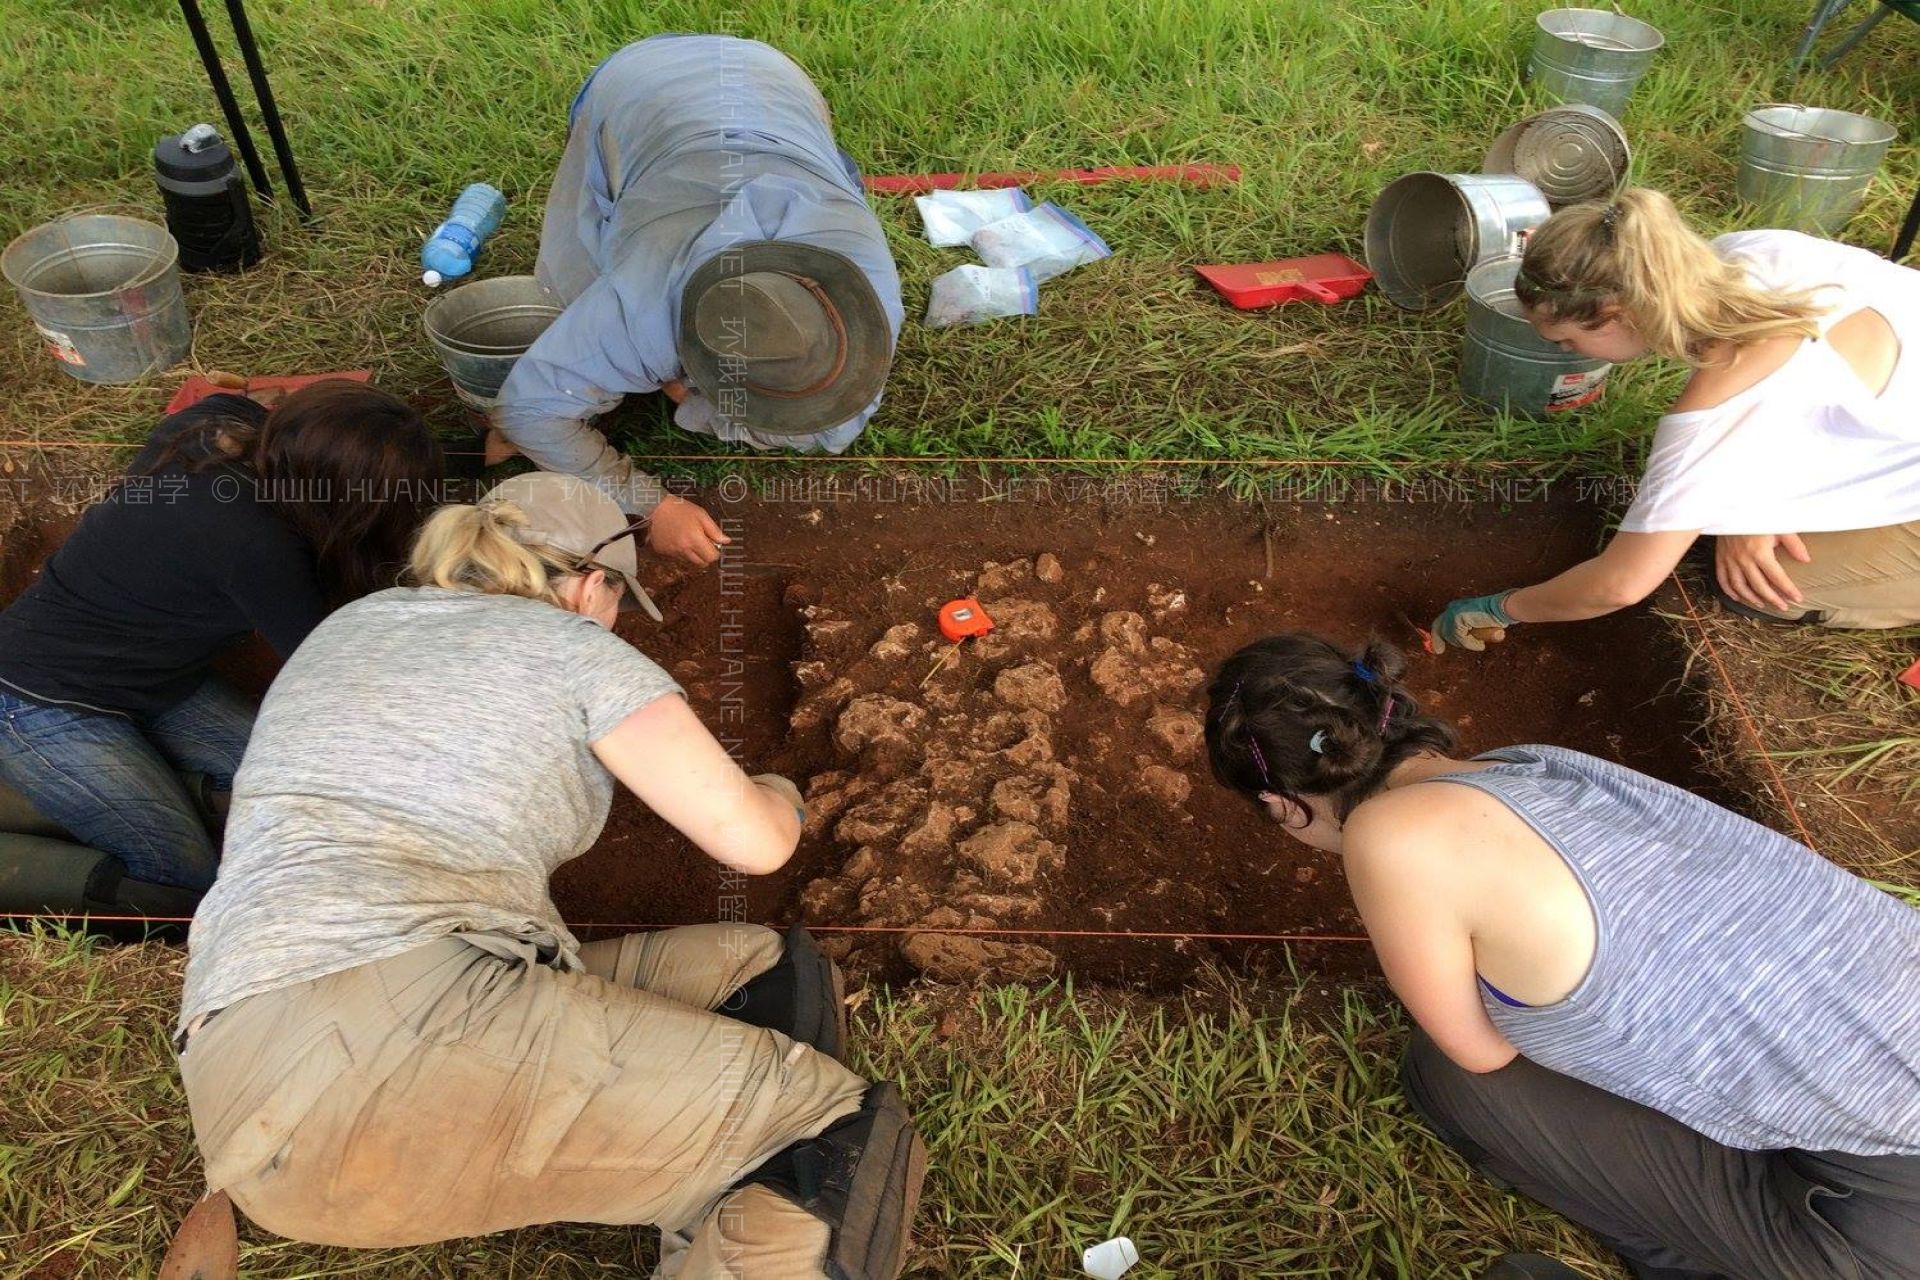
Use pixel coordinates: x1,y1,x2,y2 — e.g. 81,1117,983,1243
1350,660,1378,684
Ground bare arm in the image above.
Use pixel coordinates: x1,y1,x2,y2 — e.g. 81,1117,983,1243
1504,529,1699,623
1343,807,1519,1073
590,694,800,874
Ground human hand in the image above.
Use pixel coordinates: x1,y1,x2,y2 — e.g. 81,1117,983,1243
1431,591,1516,655
1715,533,1808,615
751,772,806,825
646,494,731,568
661,378,690,405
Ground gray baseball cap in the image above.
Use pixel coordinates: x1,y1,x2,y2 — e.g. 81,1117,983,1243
480,472,662,621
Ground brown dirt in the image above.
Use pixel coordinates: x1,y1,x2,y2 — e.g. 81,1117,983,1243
559,480,1717,986
0,466,1723,987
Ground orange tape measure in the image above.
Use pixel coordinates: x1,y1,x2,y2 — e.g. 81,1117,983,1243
938,597,995,642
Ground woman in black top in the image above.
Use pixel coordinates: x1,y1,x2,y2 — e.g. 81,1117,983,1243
0,381,441,895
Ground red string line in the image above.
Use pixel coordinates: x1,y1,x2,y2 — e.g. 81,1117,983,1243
1670,574,1820,852
0,912,1368,943
0,582,1807,943
863,164,1241,195
0,441,1556,469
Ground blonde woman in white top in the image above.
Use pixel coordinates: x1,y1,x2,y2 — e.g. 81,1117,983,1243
1432,187,1920,651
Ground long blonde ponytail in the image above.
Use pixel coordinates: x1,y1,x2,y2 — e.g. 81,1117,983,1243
1515,187,1825,362
406,501,582,606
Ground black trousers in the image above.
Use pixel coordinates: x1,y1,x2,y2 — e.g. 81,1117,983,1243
1400,1032,1920,1280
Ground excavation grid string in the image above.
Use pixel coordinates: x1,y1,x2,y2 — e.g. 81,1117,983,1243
1669,573,1821,853
0,913,1370,942
0,441,1556,469
0,577,1816,939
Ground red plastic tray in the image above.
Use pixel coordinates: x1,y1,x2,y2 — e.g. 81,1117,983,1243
166,370,370,415
1195,253,1372,309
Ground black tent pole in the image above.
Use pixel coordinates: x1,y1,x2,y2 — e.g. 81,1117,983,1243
221,0,312,221
1894,185,1920,263
176,0,274,200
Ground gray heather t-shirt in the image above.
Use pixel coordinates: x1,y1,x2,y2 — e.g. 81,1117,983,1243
179,586,680,1032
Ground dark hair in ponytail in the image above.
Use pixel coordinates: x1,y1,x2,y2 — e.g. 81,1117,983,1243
1205,633,1457,820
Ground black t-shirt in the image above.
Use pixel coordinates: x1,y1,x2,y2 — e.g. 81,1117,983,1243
0,395,330,717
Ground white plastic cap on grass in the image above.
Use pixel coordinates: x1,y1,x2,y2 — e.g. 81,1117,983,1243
422,269,443,287
1081,1237,1141,1280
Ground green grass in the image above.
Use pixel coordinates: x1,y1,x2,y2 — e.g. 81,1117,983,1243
0,0,1914,475
0,926,1622,1278
0,4,1914,1276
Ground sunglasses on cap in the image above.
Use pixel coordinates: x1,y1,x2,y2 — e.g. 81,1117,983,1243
571,558,627,599
586,514,650,561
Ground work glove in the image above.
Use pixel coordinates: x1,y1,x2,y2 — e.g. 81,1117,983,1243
1432,591,1516,654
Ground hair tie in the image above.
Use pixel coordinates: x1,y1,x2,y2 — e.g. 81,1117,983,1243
1376,694,1397,735
1308,730,1329,755
1600,202,1621,243
1350,660,1378,684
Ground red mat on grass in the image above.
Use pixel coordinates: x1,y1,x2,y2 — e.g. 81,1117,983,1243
165,371,370,415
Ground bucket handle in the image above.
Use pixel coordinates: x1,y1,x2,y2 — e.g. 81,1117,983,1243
1746,105,1852,146
36,202,183,293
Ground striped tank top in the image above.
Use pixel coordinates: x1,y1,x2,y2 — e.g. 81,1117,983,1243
1440,745,1920,1155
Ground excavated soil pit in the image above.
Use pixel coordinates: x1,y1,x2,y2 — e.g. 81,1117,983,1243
556,480,1717,987
0,472,1719,986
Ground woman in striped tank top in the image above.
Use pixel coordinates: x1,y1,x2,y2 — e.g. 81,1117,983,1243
1205,633,1920,1280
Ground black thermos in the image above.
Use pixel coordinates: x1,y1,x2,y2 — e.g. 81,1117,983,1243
153,124,262,273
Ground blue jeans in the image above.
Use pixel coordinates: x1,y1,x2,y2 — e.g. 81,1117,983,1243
0,679,255,890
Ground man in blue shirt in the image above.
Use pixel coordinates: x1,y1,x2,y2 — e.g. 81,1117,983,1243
491,36,904,566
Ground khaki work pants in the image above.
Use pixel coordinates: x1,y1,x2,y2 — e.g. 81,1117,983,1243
1769,519,1920,629
179,926,869,1276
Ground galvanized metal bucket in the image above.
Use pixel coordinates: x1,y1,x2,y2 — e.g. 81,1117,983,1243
422,275,564,410
1737,104,1897,235
1461,257,1611,418
1,214,193,384
1483,103,1630,208
1529,9,1665,119
1365,173,1552,310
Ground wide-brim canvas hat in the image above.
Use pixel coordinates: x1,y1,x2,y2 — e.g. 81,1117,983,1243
480,472,661,620
677,240,892,437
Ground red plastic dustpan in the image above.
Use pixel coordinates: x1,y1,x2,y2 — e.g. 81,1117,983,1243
1196,253,1372,309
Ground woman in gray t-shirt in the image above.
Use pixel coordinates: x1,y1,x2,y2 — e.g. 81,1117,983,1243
172,473,923,1277
1206,632,1919,1280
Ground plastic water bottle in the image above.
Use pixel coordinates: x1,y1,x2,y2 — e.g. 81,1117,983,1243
420,183,506,287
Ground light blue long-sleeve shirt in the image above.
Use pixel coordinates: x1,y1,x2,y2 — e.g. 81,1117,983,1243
493,36,904,513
